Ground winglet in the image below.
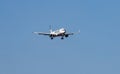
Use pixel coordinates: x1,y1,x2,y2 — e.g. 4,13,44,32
32,32,38,34
78,29,80,34
75,29,80,34
49,25,52,33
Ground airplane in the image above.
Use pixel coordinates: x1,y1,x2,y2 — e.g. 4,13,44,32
33,26,80,40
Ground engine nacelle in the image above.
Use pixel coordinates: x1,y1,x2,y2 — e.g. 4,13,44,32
65,35,69,37
49,34,52,37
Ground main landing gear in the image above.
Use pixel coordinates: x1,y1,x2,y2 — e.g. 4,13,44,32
61,37,64,40
51,37,53,40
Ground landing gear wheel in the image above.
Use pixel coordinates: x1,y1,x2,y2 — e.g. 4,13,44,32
51,37,53,40
61,37,64,40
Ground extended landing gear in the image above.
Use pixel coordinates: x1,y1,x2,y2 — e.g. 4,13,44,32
50,35,54,40
50,36,65,40
61,37,64,40
51,37,53,40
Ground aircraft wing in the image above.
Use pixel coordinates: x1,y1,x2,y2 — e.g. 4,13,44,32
65,33,74,35
33,32,50,35
65,30,80,35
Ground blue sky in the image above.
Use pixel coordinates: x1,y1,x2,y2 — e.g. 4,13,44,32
0,0,120,74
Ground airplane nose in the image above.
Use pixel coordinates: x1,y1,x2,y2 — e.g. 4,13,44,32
63,29,66,32
62,29,66,33
60,28,66,33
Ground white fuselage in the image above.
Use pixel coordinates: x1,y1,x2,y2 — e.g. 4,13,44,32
33,27,75,40
50,28,66,36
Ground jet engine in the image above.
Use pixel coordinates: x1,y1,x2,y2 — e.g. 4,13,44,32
65,35,69,37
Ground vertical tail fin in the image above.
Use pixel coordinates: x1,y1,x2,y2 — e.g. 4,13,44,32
49,25,52,33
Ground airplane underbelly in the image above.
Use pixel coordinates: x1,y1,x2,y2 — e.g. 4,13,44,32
57,33,64,36
50,33,65,37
